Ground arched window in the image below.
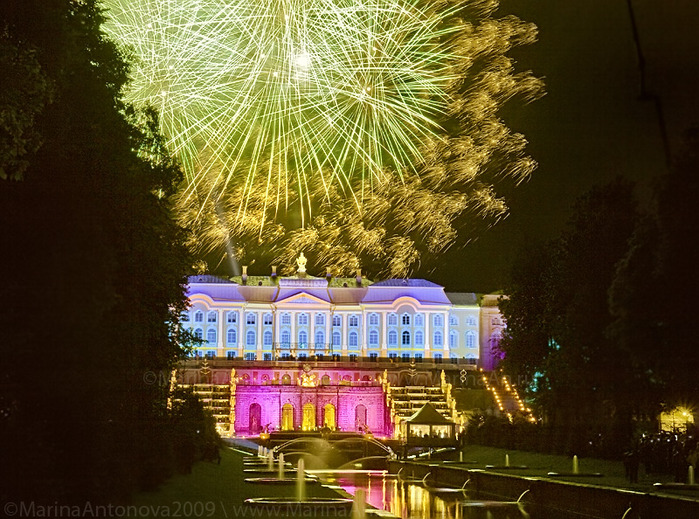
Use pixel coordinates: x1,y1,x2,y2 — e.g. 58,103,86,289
281,330,291,345
194,328,203,339
246,312,256,325
348,314,359,327
246,330,256,346
298,313,308,326
466,331,476,349
348,331,358,348
249,403,261,434
315,313,325,326
402,330,410,346
414,313,424,326
194,311,204,323
388,330,397,346
263,330,273,347
369,313,379,326
227,311,238,323
315,330,325,346
467,316,477,326
433,314,443,327
415,331,424,346
369,330,379,347
207,311,217,322
355,404,367,430
449,315,458,326
227,328,237,344
281,374,291,385
433,331,443,347
263,313,273,325
332,331,341,347
401,313,410,326
281,403,294,430
388,313,398,326
321,374,331,385
206,328,216,344
281,313,291,325
332,315,341,327
323,403,336,429
298,330,308,346
449,331,458,348
180,312,190,322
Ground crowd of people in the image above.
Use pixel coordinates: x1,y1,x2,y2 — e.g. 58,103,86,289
625,428,698,483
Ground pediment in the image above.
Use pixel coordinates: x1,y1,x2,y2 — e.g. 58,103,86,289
277,292,330,305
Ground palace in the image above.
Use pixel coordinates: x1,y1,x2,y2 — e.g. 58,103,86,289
177,258,506,438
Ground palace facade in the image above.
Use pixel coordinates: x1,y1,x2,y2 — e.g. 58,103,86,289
178,260,505,437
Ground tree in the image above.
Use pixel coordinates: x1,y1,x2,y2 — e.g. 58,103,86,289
0,0,192,504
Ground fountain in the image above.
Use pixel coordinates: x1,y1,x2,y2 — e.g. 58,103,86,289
351,489,366,519
548,454,602,477
689,465,695,486
278,453,285,480
245,457,353,510
653,464,699,490
485,453,528,470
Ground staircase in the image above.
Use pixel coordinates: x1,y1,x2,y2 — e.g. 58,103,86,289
481,373,535,422
382,370,459,436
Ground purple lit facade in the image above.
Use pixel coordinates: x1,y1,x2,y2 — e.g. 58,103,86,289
178,263,505,437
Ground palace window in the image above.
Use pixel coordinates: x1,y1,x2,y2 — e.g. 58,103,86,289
415,331,424,346
332,315,341,327
401,313,410,326
349,353,358,362
402,330,410,346
449,315,458,326
227,351,236,359
388,352,398,360
414,313,424,327
298,330,308,346
263,353,272,361
194,328,203,340
206,350,216,359
402,353,411,361
388,313,398,326
369,352,378,360
369,330,379,347
434,353,443,361
194,311,204,323
433,331,443,347
206,328,216,344
348,315,359,327
388,330,397,346
433,314,443,327
181,312,190,322
263,313,273,326
281,313,291,325
315,330,325,346
246,330,256,346
227,311,238,324
207,311,217,323
466,331,476,349
315,314,325,326
281,330,290,345
298,313,308,326
449,331,458,349
348,331,358,348
332,331,341,347
369,313,379,326
245,352,256,361
246,312,256,325
467,316,477,326
263,330,273,347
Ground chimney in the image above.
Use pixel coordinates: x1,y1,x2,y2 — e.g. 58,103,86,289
242,265,248,285
356,269,362,286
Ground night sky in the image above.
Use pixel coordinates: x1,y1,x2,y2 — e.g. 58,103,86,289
428,0,699,293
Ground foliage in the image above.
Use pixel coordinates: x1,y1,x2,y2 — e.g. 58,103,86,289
0,0,193,504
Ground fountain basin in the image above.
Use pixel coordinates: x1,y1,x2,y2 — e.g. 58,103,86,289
244,477,319,485
243,468,299,474
244,497,353,510
547,472,603,477
653,483,699,491
485,465,529,470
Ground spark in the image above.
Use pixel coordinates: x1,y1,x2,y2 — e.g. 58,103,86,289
103,0,543,277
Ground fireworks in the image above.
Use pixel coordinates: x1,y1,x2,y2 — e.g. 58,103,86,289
103,0,543,277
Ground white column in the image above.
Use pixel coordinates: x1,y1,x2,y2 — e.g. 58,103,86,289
425,313,431,359
341,313,347,355
217,309,225,356
381,312,388,356
291,311,296,356
257,310,263,360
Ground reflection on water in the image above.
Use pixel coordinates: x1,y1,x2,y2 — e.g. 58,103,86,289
315,471,529,519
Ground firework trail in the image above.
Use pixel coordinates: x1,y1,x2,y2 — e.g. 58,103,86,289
103,0,543,277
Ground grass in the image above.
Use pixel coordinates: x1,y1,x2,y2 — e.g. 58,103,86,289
130,447,353,518
424,444,699,499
